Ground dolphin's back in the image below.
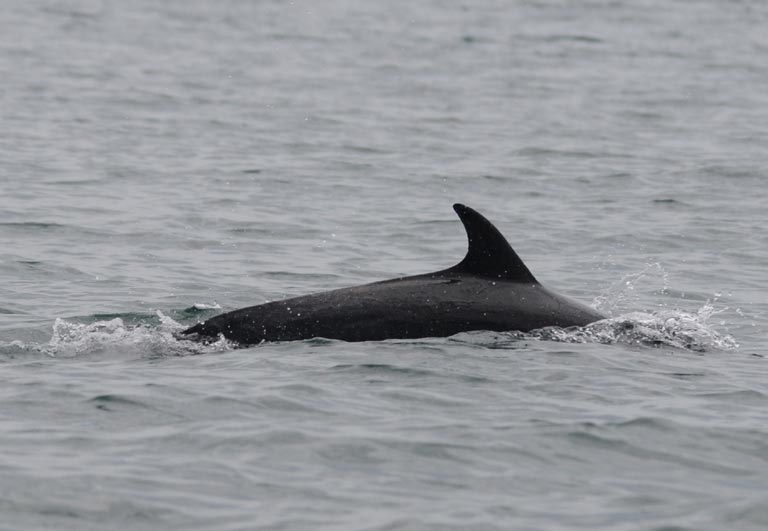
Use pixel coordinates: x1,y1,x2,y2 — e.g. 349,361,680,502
184,276,469,344
181,204,605,345
182,274,603,344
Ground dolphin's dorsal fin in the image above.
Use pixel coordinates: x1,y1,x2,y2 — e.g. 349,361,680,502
448,204,538,283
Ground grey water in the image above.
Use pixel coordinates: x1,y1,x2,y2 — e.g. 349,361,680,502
1,0,767,529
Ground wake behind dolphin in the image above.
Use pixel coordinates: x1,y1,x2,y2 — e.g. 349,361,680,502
181,204,605,345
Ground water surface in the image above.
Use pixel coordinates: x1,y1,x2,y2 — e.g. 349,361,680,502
1,1,767,529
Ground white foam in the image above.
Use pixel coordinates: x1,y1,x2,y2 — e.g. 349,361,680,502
531,302,738,352
192,302,222,310
43,311,235,359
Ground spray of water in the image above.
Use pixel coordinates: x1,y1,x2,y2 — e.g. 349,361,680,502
536,263,738,352
42,311,233,359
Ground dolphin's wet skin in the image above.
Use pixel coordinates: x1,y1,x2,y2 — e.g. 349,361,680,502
181,204,605,345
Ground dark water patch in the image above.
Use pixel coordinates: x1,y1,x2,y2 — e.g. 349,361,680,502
377,438,476,464
601,172,634,179
652,198,685,205
266,32,332,43
201,394,264,409
0,222,66,230
262,271,341,283
268,383,328,397
174,305,222,319
413,218,461,226
331,363,436,378
566,425,751,476
341,144,390,154
700,165,761,180
381,389,472,408
256,429,312,446
241,169,262,174
41,3,101,19
301,337,338,347
0,307,15,314
610,417,676,431
544,34,603,44
694,389,767,402
253,395,330,415
0,223,108,240
317,439,387,467
87,394,150,412
4,259,94,282
44,179,104,186
226,226,290,235
622,109,666,121
723,501,768,528
456,373,493,384
669,372,707,380
479,173,520,182
515,146,602,159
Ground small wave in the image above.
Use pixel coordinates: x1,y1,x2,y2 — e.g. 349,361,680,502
43,311,234,359
188,302,222,311
331,363,437,378
168,303,223,320
0,221,66,230
544,34,603,44
192,302,222,310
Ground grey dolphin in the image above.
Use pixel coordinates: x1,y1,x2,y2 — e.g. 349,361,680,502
181,204,605,345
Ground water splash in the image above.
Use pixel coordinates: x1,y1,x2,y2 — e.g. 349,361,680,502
593,262,670,315
532,302,738,352
43,311,233,359
0,339,38,358
571,262,739,351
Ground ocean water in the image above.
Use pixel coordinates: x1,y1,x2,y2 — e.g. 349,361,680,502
1,0,767,529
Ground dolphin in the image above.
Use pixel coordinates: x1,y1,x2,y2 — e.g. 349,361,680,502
181,204,605,345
